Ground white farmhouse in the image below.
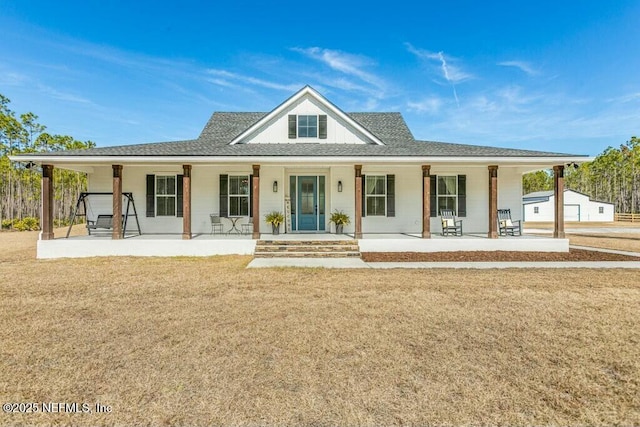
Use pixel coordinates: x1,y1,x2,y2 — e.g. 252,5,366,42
11,86,590,258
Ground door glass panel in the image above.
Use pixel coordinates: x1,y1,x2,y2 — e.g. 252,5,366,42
319,176,325,215
301,179,314,214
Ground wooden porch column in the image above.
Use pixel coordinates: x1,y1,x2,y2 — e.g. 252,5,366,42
553,165,565,238
112,165,123,240
354,165,363,239
488,165,498,239
41,164,54,240
182,164,192,240
252,165,260,239
422,165,431,238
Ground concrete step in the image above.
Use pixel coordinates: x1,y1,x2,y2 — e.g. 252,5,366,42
255,239,361,259
257,240,356,246
256,244,360,252
254,251,362,258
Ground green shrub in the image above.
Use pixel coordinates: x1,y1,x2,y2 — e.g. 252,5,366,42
12,220,28,231
1,219,12,230
22,217,40,230
7,217,40,231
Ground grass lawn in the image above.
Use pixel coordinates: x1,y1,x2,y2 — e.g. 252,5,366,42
1,229,639,426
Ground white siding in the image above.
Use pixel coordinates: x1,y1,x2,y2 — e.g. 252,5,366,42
86,163,526,236
242,96,371,145
523,190,615,222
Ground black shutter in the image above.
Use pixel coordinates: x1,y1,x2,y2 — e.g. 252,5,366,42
146,174,155,217
176,175,184,217
288,115,297,139
319,115,327,139
249,174,253,218
458,175,466,217
219,174,228,217
361,174,366,217
430,175,437,217
386,174,395,217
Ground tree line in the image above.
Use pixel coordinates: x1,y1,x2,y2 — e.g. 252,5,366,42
523,136,640,214
1,94,95,230
2,93,638,229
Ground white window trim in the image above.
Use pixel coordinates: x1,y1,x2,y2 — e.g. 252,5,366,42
365,175,386,216
228,174,250,217
297,114,318,139
436,175,458,215
155,174,177,217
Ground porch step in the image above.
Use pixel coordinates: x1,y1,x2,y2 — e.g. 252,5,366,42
254,240,361,258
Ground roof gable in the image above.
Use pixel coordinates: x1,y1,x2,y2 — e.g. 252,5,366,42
229,86,384,146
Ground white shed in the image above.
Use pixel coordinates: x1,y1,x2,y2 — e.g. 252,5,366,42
523,189,614,222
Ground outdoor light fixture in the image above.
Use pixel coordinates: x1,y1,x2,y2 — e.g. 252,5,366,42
338,180,343,192
273,180,278,192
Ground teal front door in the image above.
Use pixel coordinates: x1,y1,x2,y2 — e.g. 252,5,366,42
298,176,318,231
292,175,325,231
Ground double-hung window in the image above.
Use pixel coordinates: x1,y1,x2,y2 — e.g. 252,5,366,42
430,175,466,217
156,175,176,216
437,176,457,214
228,175,250,216
365,175,386,216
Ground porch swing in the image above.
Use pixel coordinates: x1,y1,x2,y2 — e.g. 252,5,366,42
66,192,142,238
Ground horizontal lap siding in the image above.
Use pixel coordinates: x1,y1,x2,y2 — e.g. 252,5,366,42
85,164,527,235
361,167,421,233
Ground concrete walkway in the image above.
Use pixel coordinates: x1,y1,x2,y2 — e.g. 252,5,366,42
247,244,640,269
247,258,640,269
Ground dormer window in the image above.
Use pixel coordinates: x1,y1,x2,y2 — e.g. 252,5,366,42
298,115,317,137
288,114,327,139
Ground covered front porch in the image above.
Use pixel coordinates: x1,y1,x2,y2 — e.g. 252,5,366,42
36,161,571,241
36,231,567,259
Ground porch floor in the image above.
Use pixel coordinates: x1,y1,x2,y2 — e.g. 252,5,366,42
38,230,568,259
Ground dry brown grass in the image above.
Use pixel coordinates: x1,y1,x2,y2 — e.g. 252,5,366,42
1,230,639,426
524,222,640,253
568,233,640,253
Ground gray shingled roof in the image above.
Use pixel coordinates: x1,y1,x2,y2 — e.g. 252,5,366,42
30,112,584,158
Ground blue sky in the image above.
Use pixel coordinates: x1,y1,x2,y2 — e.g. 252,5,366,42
1,1,639,156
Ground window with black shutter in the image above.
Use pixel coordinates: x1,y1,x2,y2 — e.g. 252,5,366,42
430,174,466,217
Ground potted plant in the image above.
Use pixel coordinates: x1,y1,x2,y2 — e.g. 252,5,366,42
264,211,285,235
329,210,350,234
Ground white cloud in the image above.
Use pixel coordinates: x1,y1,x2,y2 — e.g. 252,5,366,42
405,43,473,83
407,97,443,114
292,47,387,97
0,70,29,86
405,43,474,107
36,84,92,104
206,69,301,92
607,92,640,103
498,61,540,76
